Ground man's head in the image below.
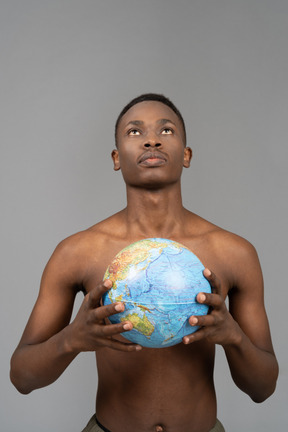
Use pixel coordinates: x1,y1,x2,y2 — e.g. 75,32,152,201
112,94,192,189
115,93,187,148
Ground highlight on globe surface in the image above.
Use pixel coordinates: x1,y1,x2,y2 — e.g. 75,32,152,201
102,238,211,348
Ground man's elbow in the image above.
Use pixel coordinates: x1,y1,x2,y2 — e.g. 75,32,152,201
250,370,278,403
251,387,276,403
10,354,34,395
10,369,33,395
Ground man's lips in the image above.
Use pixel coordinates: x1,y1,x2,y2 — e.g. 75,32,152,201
138,151,167,165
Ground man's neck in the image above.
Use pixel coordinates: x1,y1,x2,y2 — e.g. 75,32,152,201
124,184,188,239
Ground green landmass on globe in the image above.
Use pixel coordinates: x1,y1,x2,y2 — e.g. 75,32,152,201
122,313,155,337
102,238,211,348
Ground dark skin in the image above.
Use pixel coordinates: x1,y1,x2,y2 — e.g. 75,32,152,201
10,101,278,432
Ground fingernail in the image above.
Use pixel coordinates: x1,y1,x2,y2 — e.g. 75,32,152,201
190,317,198,325
123,323,131,330
198,294,206,303
204,269,211,277
104,280,112,288
115,303,124,312
136,345,142,351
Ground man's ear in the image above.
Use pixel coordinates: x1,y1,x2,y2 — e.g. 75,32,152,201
183,147,192,168
111,149,121,171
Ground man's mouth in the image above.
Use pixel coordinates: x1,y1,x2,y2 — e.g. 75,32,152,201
138,151,167,166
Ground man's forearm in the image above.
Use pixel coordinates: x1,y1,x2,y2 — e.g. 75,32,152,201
223,325,278,402
10,326,78,394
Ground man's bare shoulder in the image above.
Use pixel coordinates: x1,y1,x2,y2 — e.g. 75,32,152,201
47,212,125,275
209,223,258,264
40,212,126,293
56,211,124,252
187,210,257,253
185,211,260,285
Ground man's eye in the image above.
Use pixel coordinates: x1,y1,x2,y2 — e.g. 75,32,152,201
128,129,140,136
161,128,173,135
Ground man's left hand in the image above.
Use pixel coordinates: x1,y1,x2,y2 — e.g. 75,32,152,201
183,268,242,346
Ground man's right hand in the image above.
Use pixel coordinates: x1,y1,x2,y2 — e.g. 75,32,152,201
68,280,142,353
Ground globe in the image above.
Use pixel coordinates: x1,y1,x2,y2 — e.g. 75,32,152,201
102,238,211,348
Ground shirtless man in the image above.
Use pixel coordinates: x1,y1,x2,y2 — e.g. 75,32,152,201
10,94,278,432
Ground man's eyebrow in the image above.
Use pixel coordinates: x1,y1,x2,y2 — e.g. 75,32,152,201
157,118,177,126
124,120,144,127
124,119,177,128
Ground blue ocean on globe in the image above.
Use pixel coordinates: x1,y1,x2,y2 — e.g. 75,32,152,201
102,238,211,348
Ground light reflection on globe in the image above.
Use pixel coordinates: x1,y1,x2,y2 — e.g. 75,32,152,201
102,238,211,348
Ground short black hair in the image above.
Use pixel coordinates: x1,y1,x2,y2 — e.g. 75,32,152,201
115,93,186,147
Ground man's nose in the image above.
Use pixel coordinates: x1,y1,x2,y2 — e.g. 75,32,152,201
144,133,162,148
144,142,162,148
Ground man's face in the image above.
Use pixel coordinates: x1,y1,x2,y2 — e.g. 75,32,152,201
112,101,192,189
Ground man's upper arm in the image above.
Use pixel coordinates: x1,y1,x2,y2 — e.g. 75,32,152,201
17,237,85,347
227,237,274,354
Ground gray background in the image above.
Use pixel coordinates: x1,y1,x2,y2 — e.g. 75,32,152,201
1,0,287,430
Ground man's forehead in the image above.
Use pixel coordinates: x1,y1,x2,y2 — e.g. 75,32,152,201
118,100,181,128
124,118,177,128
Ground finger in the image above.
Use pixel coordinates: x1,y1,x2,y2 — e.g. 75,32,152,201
196,291,223,309
183,327,211,345
203,268,222,296
94,302,126,321
189,313,218,328
100,320,134,337
88,280,112,309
